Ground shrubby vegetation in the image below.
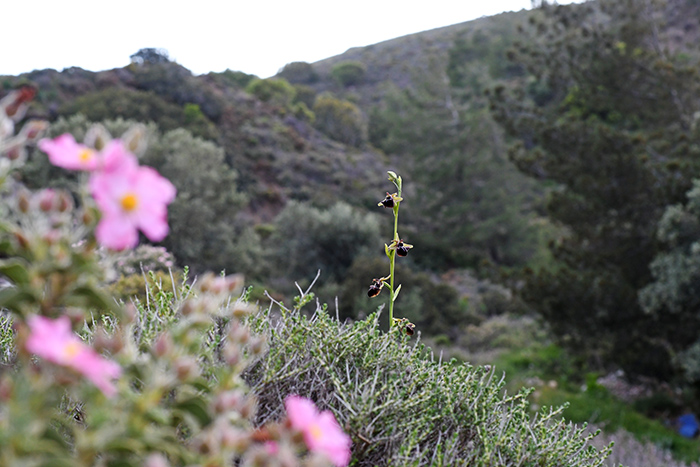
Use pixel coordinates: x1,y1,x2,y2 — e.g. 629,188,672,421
278,61,319,85
58,88,219,140
6,0,700,460
246,299,611,466
0,91,612,465
245,78,297,108
312,93,367,147
330,61,367,87
268,201,380,284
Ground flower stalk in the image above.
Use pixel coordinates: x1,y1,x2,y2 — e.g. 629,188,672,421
370,171,414,331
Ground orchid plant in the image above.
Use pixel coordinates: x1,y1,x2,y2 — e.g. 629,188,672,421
368,171,414,333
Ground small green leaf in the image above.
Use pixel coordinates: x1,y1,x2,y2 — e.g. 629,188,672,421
68,285,122,317
0,285,37,313
393,284,402,301
175,396,212,427
0,259,30,285
385,244,391,257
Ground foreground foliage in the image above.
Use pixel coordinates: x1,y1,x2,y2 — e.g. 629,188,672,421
246,296,611,466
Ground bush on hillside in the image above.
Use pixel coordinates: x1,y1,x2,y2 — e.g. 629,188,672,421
268,201,380,284
312,93,367,147
245,78,296,108
58,88,219,141
278,61,319,84
331,61,367,87
208,69,257,89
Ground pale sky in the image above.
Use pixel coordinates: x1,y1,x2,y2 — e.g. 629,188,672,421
3,0,583,78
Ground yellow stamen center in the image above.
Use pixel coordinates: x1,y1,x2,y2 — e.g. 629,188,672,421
120,193,138,212
78,148,94,163
309,424,323,441
62,341,81,360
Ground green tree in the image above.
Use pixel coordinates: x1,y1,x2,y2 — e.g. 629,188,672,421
639,179,700,384
245,78,296,107
312,93,367,147
330,61,367,87
489,0,700,378
129,47,170,65
369,65,549,270
277,61,319,84
268,201,380,284
142,128,254,275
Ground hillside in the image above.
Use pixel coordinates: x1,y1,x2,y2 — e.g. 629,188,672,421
5,1,700,463
305,11,530,106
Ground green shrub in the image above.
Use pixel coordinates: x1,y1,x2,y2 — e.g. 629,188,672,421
209,69,256,89
331,61,367,87
245,78,296,107
269,201,380,284
277,61,319,84
131,61,223,121
292,84,317,109
245,300,612,466
312,93,367,147
57,88,219,140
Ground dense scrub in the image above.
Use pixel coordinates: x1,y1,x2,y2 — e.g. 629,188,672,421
245,297,611,466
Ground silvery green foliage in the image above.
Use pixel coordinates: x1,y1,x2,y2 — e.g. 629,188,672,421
270,201,381,283
639,180,700,381
638,180,700,315
246,299,612,466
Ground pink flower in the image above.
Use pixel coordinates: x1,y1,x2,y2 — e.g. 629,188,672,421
25,315,121,397
39,134,136,173
39,134,176,250
38,134,101,171
89,145,176,251
285,395,351,467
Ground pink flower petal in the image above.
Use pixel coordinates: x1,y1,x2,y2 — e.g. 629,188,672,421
285,395,318,431
89,156,176,250
26,315,121,397
100,139,138,173
135,167,176,204
96,213,139,251
284,395,351,467
39,134,100,171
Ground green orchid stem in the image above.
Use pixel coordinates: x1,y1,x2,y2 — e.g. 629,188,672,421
388,182,401,326
389,250,396,324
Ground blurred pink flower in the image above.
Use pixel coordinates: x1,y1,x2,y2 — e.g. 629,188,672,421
99,139,138,173
26,315,121,397
39,133,101,171
285,395,351,467
89,149,176,251
39,134,137,173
